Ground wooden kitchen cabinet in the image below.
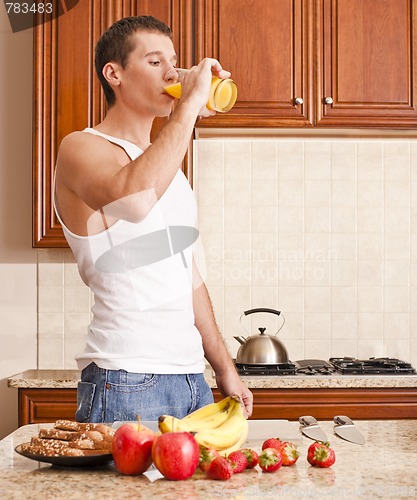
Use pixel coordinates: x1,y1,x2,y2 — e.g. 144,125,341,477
195,0,314,127
196,0,417,128
316,0,417,127
18,388,78,427
34,0,417,247
212,388,417,420
17,386,417,425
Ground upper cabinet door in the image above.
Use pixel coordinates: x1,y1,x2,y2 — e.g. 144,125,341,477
195,0,314,127
316,0,417,127
33,0,193,248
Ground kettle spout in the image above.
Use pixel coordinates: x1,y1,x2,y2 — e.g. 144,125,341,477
234,336,247,345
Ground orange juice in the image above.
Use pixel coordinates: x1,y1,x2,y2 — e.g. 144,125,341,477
164,77,237,113
163,82,182,99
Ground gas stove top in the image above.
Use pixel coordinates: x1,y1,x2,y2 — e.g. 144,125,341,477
329,357,416,375
235,357,416,376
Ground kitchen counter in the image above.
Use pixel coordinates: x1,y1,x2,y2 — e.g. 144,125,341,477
7,367,216,389
9,369,417,423
8,369,417,389
8,370,81,389
238,373,417,389
1,420,416,499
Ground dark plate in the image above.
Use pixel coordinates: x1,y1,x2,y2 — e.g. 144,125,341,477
15,444,113,468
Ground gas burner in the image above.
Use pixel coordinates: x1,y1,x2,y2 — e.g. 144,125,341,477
296,366,335,375
295,359,336,375
235,362,297,376
329,357,416,375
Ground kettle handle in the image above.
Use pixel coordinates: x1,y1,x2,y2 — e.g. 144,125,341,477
243,308,281,316
241,308,285,337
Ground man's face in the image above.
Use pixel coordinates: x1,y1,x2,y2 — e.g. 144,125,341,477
117,31,178,117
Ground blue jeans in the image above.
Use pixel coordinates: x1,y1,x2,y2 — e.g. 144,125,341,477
75,363,214,423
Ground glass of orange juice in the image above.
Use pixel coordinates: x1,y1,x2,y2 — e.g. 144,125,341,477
164,74,237,113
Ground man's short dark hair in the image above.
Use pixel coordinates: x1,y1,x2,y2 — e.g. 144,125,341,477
95,16,173,107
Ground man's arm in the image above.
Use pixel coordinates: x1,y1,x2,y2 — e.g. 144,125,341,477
193,265,253,418
57,59,229,220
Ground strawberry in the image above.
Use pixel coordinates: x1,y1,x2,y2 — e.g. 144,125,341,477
258,447,283,473
307,441,336,468
206,456,234,480
227,450,248,473
262,437,282,451
199,448,220,473
307,441,323,466
278,441,299,466
240,448,259,469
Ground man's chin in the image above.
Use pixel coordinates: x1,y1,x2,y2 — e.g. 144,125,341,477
152,102,174,118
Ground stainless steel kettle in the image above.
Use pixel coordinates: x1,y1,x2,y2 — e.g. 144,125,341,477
234,308,288,365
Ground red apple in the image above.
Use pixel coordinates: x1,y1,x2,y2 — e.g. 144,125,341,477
112,417,156,475
152,431,200,480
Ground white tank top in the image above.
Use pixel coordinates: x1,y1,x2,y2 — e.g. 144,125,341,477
54,128,205,374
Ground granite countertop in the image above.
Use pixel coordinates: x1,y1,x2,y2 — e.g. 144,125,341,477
1,420,416,499
8,369,417,390
7,367,216,389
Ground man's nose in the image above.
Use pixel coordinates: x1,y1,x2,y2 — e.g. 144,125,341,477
165,67,180,83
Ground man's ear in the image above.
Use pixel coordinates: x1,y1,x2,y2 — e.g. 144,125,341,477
102,62,122,88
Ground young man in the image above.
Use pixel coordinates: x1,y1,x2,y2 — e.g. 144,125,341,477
54,16,253,422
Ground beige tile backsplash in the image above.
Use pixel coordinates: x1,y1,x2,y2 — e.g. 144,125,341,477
37,249,92,369
37,138,417,369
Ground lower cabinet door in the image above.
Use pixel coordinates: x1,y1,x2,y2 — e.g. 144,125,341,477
18,388,78,426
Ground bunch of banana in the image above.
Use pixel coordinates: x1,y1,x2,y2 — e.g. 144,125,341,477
159,395,235,432
158,395,248,456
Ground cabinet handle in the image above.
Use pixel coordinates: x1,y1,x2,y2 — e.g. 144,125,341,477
324,96,333,105
294,97,303,105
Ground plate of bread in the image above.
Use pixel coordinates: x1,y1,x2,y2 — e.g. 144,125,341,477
15,419,114,467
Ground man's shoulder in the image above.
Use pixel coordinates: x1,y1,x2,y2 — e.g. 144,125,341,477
59,129,113,159
59,130,87,153
60,129,95,148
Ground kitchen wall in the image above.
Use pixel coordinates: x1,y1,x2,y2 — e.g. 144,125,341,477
37,249,92,369
0,9,37,439
194,138,417,366
37,136,417,370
